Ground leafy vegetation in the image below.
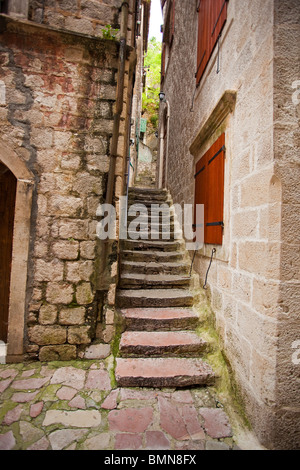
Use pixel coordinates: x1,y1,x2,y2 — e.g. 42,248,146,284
142,37,162,134
102,24,119,40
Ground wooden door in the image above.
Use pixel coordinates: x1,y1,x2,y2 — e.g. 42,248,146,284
0,162,17,342
194,133,225,245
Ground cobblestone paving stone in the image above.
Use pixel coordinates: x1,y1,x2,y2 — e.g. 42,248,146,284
0,360,255,451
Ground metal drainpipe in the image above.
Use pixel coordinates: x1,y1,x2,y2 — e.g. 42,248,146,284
105,1,129,206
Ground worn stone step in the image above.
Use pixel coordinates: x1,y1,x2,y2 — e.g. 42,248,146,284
121,260,190,275
130,219,175,228
119,331,207,357
119,273,191,289
129,188,168,197
120,250,188,263
117,289,194,308
127,206,174,216
126,224,177,235
126,229,182,241
129,188,168,196
127,216,175,227
122,239,183,252
120,308,200,331
115,357,215,388
127,202,171,210
127,199,172,208
127,206,174,215
126,221,176,230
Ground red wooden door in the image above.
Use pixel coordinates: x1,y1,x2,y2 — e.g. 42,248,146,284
206,133,225,245
194,133,225,245
0,163,17,342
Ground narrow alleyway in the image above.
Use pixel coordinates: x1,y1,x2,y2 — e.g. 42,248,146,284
116,187,215,388
0,184,264,451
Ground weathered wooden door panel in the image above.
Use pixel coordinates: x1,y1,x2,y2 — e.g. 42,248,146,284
0,163,17,342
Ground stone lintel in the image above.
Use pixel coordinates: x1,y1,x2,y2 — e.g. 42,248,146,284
189,90,237,156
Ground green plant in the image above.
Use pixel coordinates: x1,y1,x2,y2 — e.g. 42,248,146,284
102,24,119,40
142,37,162,134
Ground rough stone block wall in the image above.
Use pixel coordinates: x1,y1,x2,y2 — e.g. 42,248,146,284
271,0,300,448
0,18,120,360
159,0,299,449
28,0,136,45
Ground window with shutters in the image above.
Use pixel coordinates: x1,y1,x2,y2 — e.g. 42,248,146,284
196,0,229,85
194,133,225,245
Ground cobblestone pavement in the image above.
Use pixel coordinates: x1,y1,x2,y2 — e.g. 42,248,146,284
0,359,263,451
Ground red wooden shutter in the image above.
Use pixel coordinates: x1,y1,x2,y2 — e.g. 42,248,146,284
194,133,225,245
196,0,208,85
196,0,229,85
205,133,225,245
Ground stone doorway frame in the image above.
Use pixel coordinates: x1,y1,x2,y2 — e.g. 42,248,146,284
0,140,34,362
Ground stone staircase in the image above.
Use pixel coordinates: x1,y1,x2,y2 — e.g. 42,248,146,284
115,187,215,388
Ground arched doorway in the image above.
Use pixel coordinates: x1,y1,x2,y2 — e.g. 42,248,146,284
0,140,34,362
0,162,17,343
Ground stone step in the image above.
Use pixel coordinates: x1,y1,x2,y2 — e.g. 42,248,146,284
126,222,176,233
127,199,172,207
129,188,168,197
119,331,207,357
122,239,183,252
127,215,175,226
121,260,190,275
115,357,215,388
127,205,174,214
120,308,200,331
120,250,187,263
117,289,194,308
127,202,171,210
126,229,182,241
119,273,191,289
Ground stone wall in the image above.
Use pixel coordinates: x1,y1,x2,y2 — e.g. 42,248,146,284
158,0,300,449
0,15,124,361
28,0,136,44
272,0,300,449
